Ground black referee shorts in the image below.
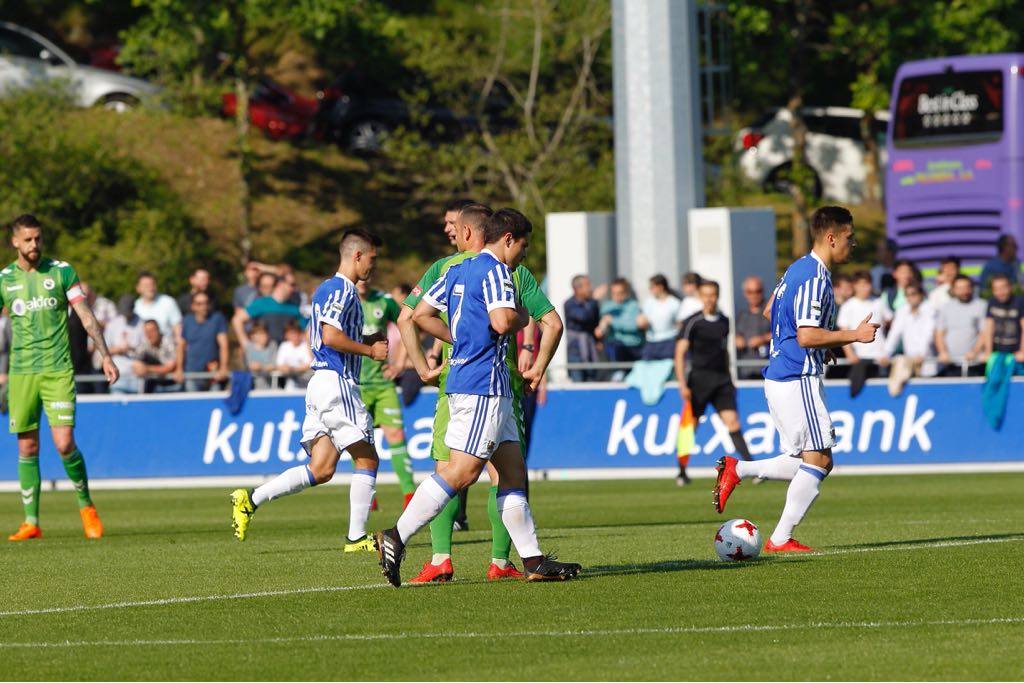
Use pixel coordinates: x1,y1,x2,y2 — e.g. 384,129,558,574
687,370,737,419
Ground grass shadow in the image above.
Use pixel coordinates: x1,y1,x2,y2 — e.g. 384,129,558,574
579,558,785,579
828,532,1024,551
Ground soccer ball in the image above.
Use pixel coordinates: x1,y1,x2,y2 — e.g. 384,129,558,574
714,519,762,561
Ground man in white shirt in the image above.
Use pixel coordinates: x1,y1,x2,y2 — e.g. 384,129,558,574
838,271,890,366
927,257,959,310
133,272,183,337
674,271,703,324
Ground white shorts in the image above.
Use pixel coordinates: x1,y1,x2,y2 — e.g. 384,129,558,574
301,370,374,455
764,375,835,455
444,393,519,460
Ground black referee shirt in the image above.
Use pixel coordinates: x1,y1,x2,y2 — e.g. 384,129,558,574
677,311,730,374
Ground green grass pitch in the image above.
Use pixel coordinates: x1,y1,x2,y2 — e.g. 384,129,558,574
0,473,1022,680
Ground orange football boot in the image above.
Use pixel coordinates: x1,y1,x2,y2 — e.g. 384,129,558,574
80,505,103,539
8,522,42,541
486,562,524,581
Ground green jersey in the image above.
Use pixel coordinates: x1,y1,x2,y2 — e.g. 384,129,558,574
0,258,83,375
405,251,555,391
360,288,401,385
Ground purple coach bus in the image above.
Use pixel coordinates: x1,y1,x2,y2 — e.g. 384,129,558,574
886,54,1023,272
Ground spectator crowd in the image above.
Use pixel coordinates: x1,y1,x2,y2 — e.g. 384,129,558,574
561,236,1024,392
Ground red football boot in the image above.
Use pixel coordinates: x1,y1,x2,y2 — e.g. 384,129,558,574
402,493,414,510
486,562,524,581
370,496,379,512
408,558,454,584
712,456,740,514
765,538,814,553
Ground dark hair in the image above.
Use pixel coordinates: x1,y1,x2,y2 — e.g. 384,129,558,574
9,214,41,233
443,198,477,214
810,206,853,240
571,274,589,290
340,228,382,256
951,274,974,287
137,271,156,283
610,277,634,298
940,256,961,268
905,283,924,297
143,319,160,329
459,203,493,231
250,321,268,335
483,208,533,244
192,291,211,303
851,270,872,284
997,234,1016,250
283,319,302,334
682,271,702,287
649,274,669,290
990,273,1012,287
834,273,852,285
699,279,720,294
394,283,412,298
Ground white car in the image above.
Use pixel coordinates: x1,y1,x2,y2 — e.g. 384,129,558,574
0,22,158,110
736,107,889,204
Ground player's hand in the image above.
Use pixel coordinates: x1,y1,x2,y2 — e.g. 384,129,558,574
855,314,881,343
679,384,692,402
517,347,533,374
369,341,388,361
382,363,400,381
420,362,445,386
102,356,120,385
522,365,544,393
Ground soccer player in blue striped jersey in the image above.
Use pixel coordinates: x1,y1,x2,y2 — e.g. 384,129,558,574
713,206,879,552
230,229,389,551
375,209,581,586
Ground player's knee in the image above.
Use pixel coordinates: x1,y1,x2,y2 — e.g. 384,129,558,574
309,461,336,484
54,437,76,457
18,442,39,458
383,427,405,444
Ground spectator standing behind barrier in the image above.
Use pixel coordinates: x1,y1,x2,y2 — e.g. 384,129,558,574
735,276,772,380
881,259,920,314
132,320,179,393
934,275,987,376
134,272,182,337
870,237,897,293
104,296,143,394
981,274,1024,361
597,278,644,371
174,292,229,392
564,274,601,381
833,274,853,309
838,272,890,387
638,274,682,360
233,276,306,345
233,261,264,314
243,322,278,389
178,268,217,314
882,284,936,394
928,257,960,310
675,272,703,325
274,321,313,389
980,235,1020,291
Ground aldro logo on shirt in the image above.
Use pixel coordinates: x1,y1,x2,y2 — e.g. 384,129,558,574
9,296,59,316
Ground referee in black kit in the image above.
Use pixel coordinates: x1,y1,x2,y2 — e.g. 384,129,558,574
674,279,753,471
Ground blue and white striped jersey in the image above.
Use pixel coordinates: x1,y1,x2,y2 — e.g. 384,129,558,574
422,249,516,397
309,273,364,381
764,252,835,381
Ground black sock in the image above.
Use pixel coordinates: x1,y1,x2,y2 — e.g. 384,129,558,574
730,430,753,461
457,488,469,520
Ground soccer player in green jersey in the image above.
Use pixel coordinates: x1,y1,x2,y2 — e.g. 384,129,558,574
355,278,416,508
397,203,563,582
2,215,120,541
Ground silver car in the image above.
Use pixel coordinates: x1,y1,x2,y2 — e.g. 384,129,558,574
0,21,158,110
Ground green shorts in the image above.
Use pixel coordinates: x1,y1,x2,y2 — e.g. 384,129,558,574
431,390,526,462
362,383,404,429
8,371,76,434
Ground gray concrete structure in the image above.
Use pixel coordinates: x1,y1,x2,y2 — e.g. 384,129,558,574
612,0,705,284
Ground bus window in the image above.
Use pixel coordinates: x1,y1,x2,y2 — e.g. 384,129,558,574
892,70,1003,147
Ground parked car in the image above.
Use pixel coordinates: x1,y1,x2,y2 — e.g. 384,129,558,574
735,106,889,203
0,22,158,110
221,77,319,141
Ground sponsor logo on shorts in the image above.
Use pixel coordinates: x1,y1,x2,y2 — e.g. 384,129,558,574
57,414,73,420
48,401,74,409
42,277,56,291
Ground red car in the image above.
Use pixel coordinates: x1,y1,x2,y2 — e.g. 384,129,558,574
221,78,319,141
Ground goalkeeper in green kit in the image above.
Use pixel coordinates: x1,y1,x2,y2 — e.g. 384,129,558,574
397,202,562,582
2,215,120,541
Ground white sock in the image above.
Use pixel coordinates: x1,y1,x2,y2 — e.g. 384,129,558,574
251,465,315,507
770,464,828,545
736,454,802,481
395,474,455,544
491,558,508,569
431,553,451,565
496,488,542,559
347,469,377,541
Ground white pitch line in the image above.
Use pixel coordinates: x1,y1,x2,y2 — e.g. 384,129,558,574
0,616,1021,649
1,535,1020,619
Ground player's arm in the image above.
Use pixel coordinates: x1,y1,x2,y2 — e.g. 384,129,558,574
321,324,386,360
411,298,452,345
674,336,690,400
519,317,537,372
71,299,119,385
797,322,875,349
522,309,563,391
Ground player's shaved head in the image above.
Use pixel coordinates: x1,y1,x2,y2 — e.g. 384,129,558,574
9,214,41,234
810,206,853,241
483,208,533,244
339,228,382,258
458,203,493,231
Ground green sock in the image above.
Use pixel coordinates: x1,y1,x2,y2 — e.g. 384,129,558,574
429,494,459,555
488,485,512,562
61,448,93,509
17,457,40,525
389,441,415,495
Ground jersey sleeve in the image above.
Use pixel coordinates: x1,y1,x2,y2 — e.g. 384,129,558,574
384,295,401,323
405,258,444,309
483,263,516,312
793,277,829,328
61,263,85,305
515,267,555,318
421,270,449,312
320,287,352,332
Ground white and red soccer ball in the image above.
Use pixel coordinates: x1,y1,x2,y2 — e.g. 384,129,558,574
714,518,762,561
